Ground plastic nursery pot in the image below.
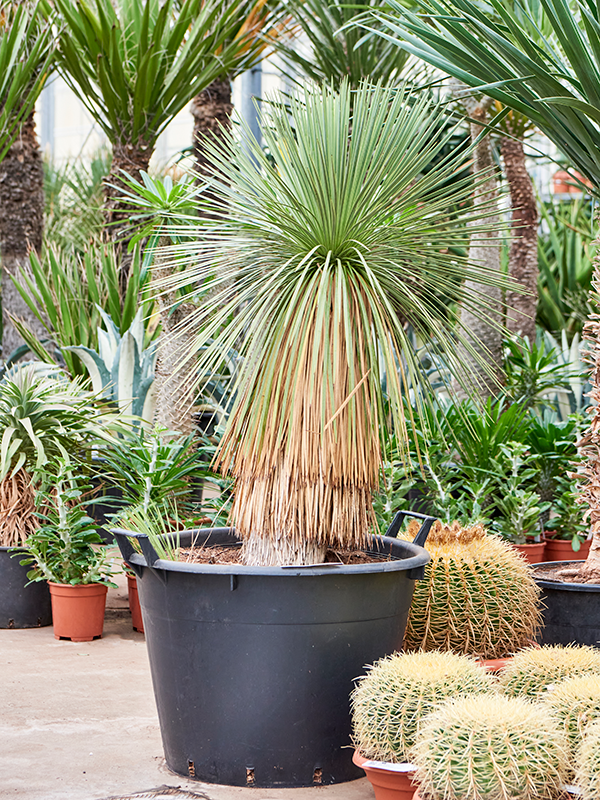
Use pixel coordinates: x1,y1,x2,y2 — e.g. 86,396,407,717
114,509,433,789
352,751,417,800
0,547,52,629
48,582,108,642
477,656,513,673
534,561,600,647
544,538,591,562
126,573,144,633
512,540,546,564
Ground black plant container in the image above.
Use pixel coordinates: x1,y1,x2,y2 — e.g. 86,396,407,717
0,547,52,628
114,511,432,788
535,560,600,647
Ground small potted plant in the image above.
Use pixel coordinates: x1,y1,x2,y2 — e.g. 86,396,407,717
544,477,590,561
19,460,117,642
350,650,496,799
411,694,568,800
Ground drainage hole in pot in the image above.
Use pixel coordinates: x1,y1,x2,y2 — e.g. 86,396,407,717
187,760,195,778
313,768,323,785
8,619,14,628
246,768,255,786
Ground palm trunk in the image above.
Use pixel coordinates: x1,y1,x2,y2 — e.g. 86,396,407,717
152,235,198,437
453,95,504,399
190,77,233,215
0,111,46,359
502,135,539,342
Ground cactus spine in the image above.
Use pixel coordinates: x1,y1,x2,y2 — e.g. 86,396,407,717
575,720,600,800
544,673,600,765
351,650,496,763
404,521,541,659
500,644,600,698
412,694,568,800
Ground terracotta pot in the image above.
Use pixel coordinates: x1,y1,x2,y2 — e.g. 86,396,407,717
127,573,144,633
48,582,108,642
552,169,593,194
544,538,590,562
477,656,513,672
512,540,546,564
352,751,417,800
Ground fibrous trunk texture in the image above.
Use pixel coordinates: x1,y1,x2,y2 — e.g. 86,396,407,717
453,96,504,399
502,135,539,341
190,77,233,217
0,469,38,547
217,277,379,567
0,111,46,358
152,236,198,437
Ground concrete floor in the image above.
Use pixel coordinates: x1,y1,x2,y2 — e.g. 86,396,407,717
1,569,374,800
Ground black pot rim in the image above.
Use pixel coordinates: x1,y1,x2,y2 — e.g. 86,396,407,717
113,526,430,578
533,560,600,592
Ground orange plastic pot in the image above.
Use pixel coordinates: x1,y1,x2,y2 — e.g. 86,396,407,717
512,541,546,564
48,582,108,642
127,573,144,633
477,656,513,672
544,538,590,562
353,751,417,800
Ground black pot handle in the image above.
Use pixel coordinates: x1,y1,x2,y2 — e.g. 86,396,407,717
385,509,436,548
113,528,161,577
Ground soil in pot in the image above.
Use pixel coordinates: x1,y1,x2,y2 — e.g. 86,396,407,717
49,582,108,642
544,538,591,562
353,751,417,800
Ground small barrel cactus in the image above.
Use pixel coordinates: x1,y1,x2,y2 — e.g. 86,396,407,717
403,520,541,659
575,720,600,800
412,694,568,800
500,644,600,698
544,673,600,763
350,650,496,763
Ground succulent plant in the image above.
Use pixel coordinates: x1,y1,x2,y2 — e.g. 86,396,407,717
544,673,600,765
412,694,568,800
574,720,600,800
403,520,542,659
500,644,600,698
350,650,496,763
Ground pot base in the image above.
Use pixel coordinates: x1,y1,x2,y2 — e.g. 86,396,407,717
353,751,417,799
49,582,108,642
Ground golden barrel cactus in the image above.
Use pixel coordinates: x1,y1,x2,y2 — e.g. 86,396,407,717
404,521,542,659
501,644,600,698
544,673,600,765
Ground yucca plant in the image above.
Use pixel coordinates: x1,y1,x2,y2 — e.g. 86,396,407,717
161,81,513,566
54,0,282,229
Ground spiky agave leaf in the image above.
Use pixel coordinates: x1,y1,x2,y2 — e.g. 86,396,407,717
159,81,513,564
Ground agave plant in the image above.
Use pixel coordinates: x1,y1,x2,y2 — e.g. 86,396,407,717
157,81,514,566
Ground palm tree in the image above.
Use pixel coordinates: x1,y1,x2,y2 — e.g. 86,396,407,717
0,1,55,358
54,0,279,235
367,0,600,576
160,81,511,566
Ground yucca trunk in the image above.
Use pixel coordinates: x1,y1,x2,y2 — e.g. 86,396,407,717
502,135,538,342
453,98,504,399
104,142,152,241
190,78,233,188
0,468,38,547
218,273,380,567
152,236,198,437
0,111,46,358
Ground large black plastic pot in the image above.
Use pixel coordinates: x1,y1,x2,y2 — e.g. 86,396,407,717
534,560,600,647
114,510,432,788
0,547,52,628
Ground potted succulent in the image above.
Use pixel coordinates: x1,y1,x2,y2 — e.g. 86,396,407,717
0,363,114,628
575,720,600,799
544,673,600,770
402,519,542,667
499,644,600,698
543,477,590,561
18,460,117,642
114,80,515,787
410,694,568,800
350,650,496,799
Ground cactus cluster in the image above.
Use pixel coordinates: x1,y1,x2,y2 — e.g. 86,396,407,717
350,650,496,763
544,673,600,763
403,520,541,659
412,694,569,800
500,644,600,698
575,720,600,800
